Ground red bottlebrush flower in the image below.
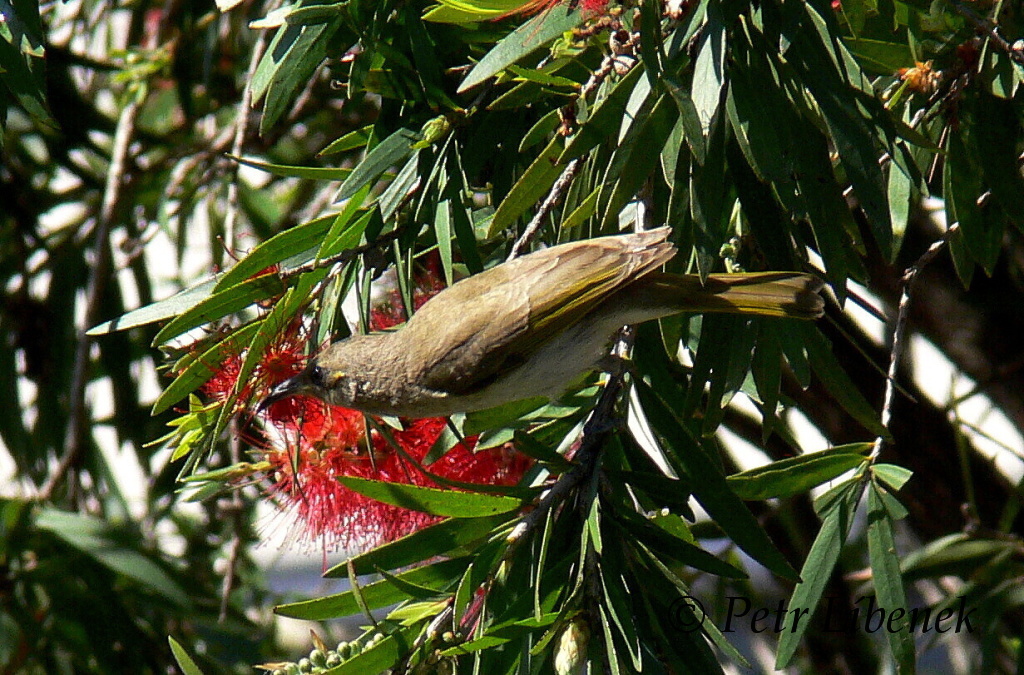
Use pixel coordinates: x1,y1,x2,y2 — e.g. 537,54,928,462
260,413,531,550
200,349,244,402
368,263,446,331
198,265,533,552
198,318,308,411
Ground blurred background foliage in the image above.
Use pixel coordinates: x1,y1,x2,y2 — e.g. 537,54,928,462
2,0,1024,672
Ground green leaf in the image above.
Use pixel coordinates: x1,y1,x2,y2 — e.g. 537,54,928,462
899,534,1015,581
607,468,693,519
440,613,560,654
681,315,747,421
507,63,579,89
335,127,420,203
228,154,352,180
317,188,373,259
638,0,665,83
380,153,422,221
520,108,561,152
873,476,909,520
800,323,887,436
689,111,728,277
727,444,872,500
283,1,348,25
586,493,602,554
0,9,53,129
322,631,407,675
560,64,646,162
254,15,343,133
750,324,782,437
600,93,678,228
276,557,470,619
488,135,565,236
776,480,863,668
945,125,1002,274
788,3,893,258
443,149,484,274
87,278,217,335
559,186,598,230
602,570,642,671
867,483,916,674
326,513,513,576
36,509,190,607
151,321,262,415
888,159,913,261
663,76,706,164
690,6,725,135
152,274,284,345
457,6,581,93
598,605,623,675
614,509,744,578
970,95,1024,229
319,124,374,156
843,38,914,75
168,637,206,675
872,463,913,492
214,213,337,291
423,0,526,23
945,220,976,287
464,395,570,435
337,476,524,517
486,80,560,111
511,429,573,470
634,380,799,581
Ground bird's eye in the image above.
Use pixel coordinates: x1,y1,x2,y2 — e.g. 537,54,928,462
309,365,328,388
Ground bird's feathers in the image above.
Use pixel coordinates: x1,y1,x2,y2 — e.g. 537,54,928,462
405,228,676,395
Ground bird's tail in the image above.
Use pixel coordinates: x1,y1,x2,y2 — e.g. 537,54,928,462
632,272,825,320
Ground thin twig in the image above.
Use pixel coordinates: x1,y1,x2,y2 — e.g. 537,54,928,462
277,227,406,279
579,54,619,100
223,30,269,250
505,48,631,259
218,461,244,622
507,158,583,260
505,45,645,536
872,222,961,459
506,369,626,548
218,25,271,624
41,99,140,501
949,0,1024,66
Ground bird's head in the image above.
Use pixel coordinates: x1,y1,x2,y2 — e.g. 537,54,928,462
258,340,358,411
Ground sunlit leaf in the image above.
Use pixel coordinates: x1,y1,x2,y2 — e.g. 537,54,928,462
337,476,524,517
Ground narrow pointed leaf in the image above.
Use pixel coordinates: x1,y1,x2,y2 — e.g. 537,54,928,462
337,476,524,517
458,7,581,93
867,483,916,674
634,380,798,581
327,513,513,576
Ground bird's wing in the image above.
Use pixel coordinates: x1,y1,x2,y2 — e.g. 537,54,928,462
408,229,675,395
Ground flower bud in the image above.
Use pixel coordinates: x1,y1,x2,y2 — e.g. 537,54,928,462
553,618,590,675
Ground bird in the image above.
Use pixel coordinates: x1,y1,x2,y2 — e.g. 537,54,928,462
260,227,823,418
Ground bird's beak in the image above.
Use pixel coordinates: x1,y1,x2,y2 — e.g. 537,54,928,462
258,374,305,413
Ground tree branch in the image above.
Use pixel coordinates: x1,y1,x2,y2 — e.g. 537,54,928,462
41,99,140,501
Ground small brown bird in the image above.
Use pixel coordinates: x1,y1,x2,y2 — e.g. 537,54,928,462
261,228,823,418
